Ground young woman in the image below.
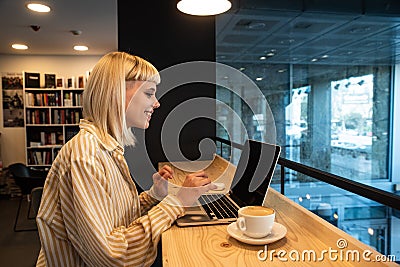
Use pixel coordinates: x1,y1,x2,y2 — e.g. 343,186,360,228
36,52,215,266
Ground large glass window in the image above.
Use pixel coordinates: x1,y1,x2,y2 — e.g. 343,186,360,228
216,6,398,259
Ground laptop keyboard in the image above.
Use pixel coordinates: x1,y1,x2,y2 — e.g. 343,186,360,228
199,194,239,220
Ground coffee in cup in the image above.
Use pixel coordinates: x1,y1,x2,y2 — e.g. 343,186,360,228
236,206,275,238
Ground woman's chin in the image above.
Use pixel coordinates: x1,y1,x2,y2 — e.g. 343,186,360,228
129,119,150,129
142,122,150,129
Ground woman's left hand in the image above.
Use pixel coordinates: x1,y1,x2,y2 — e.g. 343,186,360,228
151,165,174,199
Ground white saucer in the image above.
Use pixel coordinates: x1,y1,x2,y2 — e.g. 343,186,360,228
227,222,287,245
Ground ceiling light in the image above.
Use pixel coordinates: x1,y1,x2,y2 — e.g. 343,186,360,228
278,69,286,73
26,3,51,13
311,58,318,62
256,77,263,81
259,56,266,60
73,45,89,51
367,228,374,236
266,52,275,56
239,67,245,71
12,44,28,50
177,0,231,16
321,55,329,59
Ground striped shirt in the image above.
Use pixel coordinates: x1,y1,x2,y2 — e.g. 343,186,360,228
36,119,184,267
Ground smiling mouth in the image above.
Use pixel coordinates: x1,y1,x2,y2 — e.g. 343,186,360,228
145,111,153,120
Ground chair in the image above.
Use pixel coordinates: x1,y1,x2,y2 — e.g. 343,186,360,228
30,187,44,218
8,163,47,232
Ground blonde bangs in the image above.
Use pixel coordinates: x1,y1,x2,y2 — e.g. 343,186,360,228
125,55,160,84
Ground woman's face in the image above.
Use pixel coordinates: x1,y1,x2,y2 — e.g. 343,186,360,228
125,80,160,129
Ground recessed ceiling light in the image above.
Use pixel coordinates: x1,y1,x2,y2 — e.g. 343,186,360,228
74,45,89,51
12,44,28,50
256,77,263,81
311,58,318,62
321,55,329,59
26,3,51,13
266,52,275,57
177,0,231,16
239,67,245,71
259,56,266,60
278,69,286,73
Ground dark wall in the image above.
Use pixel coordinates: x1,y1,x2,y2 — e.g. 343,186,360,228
118,0,216,188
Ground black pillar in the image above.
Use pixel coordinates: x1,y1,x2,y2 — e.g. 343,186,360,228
118,0,216,189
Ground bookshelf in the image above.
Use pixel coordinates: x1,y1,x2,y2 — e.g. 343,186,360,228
24,87,84,167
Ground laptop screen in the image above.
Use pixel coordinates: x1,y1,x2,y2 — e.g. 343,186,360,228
230,139,281,206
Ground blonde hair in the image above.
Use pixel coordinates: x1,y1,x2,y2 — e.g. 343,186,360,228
83,51,160,147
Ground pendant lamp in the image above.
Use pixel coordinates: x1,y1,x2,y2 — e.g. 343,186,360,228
177,0,232,16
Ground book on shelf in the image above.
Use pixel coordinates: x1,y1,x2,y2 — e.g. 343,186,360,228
67,77,75,88
35,151,43,165
44,73,56,88
56,77,65,88
77,75,85,88
25,92,35,106
53,110,60,124
65,127,79,141
30,141,41,147
24,72,40,88
40,132,46,145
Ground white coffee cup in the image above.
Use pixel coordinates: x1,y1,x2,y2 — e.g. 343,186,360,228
236,206,275,238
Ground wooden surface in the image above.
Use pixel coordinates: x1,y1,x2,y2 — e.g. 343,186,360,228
160,156,398,267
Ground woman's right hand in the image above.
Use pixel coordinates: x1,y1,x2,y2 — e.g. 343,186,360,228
175,171,217,207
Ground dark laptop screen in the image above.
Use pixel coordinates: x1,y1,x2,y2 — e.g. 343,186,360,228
230,140,281,206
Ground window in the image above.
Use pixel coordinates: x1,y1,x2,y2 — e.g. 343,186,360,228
216,6,397,258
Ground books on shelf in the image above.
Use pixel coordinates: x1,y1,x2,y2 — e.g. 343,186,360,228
26,109,50,124
28,150,54,165
24,70,88,167
25,92,62,107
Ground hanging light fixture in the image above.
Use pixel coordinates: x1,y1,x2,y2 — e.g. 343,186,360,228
177,0,232,16
26,3,51,13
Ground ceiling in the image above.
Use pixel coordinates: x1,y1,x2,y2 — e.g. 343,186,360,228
0,0,117,56
2,0,400,67
217,1,400,66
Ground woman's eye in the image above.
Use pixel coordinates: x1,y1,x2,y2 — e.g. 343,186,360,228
145,93,154,98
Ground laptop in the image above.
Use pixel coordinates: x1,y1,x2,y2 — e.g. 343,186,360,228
175,139,281,227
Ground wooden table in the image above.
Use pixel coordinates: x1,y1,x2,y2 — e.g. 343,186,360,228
160,156,398,266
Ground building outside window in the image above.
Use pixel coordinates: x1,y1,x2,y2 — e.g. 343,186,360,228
216,6,399,259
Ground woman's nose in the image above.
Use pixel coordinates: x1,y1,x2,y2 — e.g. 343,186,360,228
153,99,160,109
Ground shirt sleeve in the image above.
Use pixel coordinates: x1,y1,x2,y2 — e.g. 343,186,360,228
139,189,159,215
69,155,185,267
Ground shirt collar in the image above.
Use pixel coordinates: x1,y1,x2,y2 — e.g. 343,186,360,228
79,119,124,154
